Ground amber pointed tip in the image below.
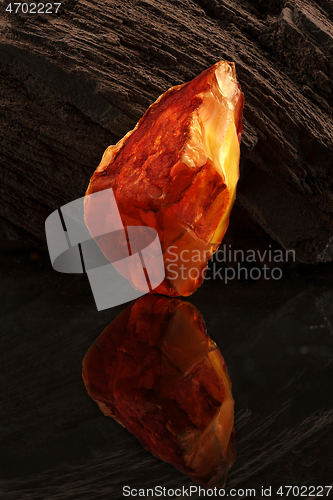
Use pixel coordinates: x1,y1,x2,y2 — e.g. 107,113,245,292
212,60,244,143
213,61,239,100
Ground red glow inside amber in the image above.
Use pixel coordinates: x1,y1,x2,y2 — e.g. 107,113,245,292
82,296,236,487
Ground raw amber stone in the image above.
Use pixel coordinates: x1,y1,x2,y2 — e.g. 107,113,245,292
82,296,235,487
84,61,244,296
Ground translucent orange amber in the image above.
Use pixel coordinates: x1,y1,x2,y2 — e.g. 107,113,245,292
85,62,244,296
82,296,236,487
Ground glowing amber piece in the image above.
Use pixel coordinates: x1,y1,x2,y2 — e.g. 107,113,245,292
85,61,244,296
82,296,235,487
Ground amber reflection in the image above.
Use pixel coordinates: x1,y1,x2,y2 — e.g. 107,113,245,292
82,295,235,487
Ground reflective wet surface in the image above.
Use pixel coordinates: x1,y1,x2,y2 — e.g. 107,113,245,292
1,246,333,498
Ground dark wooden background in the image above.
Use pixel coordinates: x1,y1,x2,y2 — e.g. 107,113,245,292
1,0,333,261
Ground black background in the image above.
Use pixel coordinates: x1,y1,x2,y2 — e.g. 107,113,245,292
1,0,333,498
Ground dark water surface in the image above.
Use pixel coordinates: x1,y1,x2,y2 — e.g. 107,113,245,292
1,247,332,499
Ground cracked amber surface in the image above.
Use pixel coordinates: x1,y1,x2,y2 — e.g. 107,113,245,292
85,61,244,296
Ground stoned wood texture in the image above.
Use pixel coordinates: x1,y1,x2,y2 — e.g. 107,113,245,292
1,0,333,261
